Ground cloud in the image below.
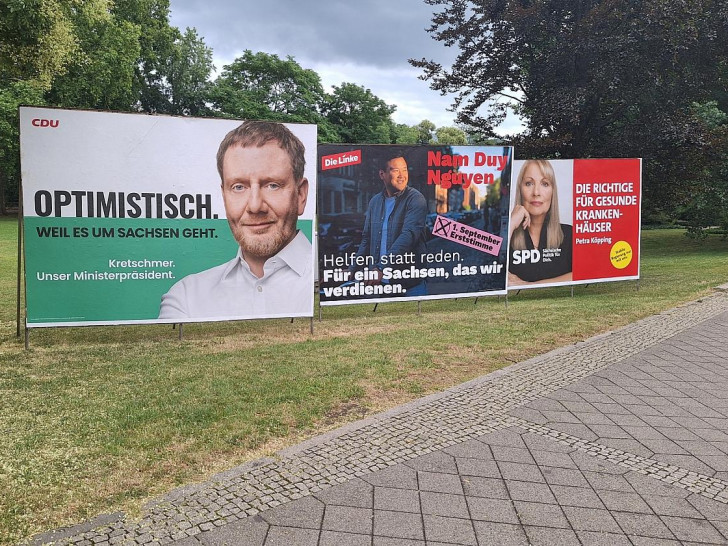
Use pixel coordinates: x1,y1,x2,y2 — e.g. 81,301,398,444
170,0,525,132
173,0,444,66
310,62,456,128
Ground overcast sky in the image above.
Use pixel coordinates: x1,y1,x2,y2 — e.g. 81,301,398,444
168,0,522,132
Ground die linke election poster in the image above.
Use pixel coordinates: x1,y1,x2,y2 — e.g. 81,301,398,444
20,107,317,327
507,158,641,289
317,144,513,306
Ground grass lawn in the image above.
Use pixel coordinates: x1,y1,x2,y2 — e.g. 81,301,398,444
1,215,727,544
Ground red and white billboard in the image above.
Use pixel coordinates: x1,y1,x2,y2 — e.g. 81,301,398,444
507,159,641,289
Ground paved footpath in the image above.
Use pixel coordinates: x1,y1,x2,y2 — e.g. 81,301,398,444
32,290,728,546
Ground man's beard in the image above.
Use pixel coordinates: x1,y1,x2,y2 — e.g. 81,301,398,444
230,207,298,261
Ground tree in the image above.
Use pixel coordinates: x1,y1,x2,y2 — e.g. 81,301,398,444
323,83,396,144
0,0,81,213
392,119,437,144
679,101,728,237
0,0,78,89
210,51,328,123
415,119,435,145
392,123,420,144
45,1,140,110
412,0,728,222
0,0,214,209
164,28,214,116
0,82,45,214
210,51,341,141
414,0,726,147
394,121,469,145
435,126,467,145
111,0,180,113
45,2,214,115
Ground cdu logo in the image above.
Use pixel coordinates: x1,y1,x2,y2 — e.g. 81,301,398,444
31,119,59,128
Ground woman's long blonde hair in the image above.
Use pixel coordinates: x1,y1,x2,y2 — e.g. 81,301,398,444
511,159,564,250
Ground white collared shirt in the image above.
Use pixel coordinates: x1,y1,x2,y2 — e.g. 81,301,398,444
159,230,313,320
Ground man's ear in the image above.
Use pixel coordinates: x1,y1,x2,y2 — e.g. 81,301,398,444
297,178,309,216
378,169,385,182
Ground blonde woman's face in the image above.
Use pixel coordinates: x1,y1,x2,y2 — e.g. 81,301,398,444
520,163,553,219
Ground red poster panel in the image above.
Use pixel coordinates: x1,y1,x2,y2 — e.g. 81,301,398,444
507,159,641,289
572,159,641,281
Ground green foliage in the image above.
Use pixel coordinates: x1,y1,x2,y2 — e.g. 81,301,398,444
45,1,141,110
415,119,435,144
0,81,45,214
164,28,214,116
0,0,87,211
392,119,438,145
414,0,727,146
435,126,467,145
392,123,420,144
323,82,396,144
0,0,78,89
393,121,470,146
210,50,329,124
693,101,728,129
208,50,348,142
111,0,179,113
681,124,728,239
413,0,728,228
0,0,218,209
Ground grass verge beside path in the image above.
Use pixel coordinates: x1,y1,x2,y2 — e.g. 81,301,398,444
1,217,727,544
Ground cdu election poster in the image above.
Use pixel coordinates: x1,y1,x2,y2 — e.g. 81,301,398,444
317,144,513,306
20,107,317,326
507,158,641,289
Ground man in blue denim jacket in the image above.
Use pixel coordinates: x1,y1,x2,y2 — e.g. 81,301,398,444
353,153,428,295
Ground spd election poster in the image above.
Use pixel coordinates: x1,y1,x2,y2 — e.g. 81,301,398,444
318,144,513,305
20,107,317,326
507,158,641,289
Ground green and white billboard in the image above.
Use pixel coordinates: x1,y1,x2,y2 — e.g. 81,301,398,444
20,107,317,327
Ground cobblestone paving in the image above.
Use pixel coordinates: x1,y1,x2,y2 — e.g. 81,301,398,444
184,426,728,546
511,417,728,503
30,293,728,545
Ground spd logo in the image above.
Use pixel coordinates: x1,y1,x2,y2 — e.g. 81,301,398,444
31,119,59,128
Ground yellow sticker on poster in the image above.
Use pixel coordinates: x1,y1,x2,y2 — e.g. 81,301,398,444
610,241,633,269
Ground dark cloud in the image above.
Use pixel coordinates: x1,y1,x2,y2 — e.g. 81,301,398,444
170,0,446,68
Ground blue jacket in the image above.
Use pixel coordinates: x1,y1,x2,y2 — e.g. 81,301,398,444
355,185,428,275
